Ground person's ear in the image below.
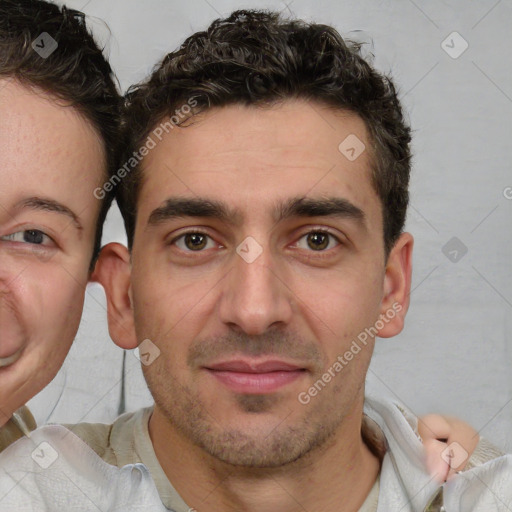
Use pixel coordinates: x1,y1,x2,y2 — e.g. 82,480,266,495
90,242,138,350
377,232,414,338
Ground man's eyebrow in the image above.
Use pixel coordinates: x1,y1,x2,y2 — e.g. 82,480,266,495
147,198,241,226
147,196,366,228
275,196,366,227
16,197,83,232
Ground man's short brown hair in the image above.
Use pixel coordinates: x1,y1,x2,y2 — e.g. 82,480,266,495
119,9,411,256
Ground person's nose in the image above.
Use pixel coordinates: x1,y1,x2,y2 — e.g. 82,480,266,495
218,240,294,336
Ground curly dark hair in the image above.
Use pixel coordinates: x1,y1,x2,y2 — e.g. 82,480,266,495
120,9,411,255
0,0,122,268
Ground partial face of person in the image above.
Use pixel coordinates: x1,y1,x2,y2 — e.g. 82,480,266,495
0,80,105,426
102,99,412,467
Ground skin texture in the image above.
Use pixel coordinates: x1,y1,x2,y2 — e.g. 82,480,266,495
0,79,105,427
97,100,414,512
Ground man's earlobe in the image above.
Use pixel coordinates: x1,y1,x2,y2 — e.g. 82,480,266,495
93,242,138,350
377,232,414,338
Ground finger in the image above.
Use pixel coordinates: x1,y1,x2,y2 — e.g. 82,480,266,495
423,438,450,483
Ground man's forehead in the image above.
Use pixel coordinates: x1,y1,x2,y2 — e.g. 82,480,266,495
136,101,377,222
142,100,370,168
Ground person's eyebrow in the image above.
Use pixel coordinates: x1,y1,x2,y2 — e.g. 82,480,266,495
147,198,242,227
15,197,83,232
275,196,366,228
147,196,366,229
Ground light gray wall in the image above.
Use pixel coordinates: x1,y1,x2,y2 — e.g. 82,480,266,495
29,0,512,452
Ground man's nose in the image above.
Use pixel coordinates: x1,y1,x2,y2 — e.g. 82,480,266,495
218,241,294,336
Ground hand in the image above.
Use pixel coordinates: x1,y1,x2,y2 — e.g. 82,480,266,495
418,414,479,483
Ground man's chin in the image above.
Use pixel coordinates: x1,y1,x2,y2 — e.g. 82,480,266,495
232,392,282,414
195,426,313,468
181,404,334,468
151,376,344,468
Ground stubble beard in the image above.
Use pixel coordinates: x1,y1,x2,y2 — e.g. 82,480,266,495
146,370,352,469
143,328,365,468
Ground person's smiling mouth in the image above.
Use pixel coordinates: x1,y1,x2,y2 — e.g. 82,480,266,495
204,359,307,394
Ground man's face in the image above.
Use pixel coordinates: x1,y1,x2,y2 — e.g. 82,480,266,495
0,80,105,425
111,100,411,466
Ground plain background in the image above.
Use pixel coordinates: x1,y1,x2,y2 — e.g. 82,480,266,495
28,0,512,452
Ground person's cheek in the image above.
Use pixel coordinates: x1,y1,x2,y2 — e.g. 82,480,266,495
45,271,86,346
0,272,38,387
25,268,85,384
0,296,27,360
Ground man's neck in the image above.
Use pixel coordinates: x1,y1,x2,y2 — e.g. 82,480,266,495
148,404,381,512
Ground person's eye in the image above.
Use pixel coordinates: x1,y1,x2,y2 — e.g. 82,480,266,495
1,229,54,246
173,231,217,252
294,230,341,252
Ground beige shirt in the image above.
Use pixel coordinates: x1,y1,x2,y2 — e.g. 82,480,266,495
67,407,380,512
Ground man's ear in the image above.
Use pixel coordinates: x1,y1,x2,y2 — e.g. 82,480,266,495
90,242,138,350
377,232,414,338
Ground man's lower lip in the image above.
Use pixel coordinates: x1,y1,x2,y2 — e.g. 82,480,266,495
206,369,304,393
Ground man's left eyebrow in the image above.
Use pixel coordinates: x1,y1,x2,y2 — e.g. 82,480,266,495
16,197,83,232
274,196,367,228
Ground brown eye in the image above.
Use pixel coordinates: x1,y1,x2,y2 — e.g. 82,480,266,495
184,233,208,251
294,230,340,253
306,232,329,251
172,231,218,253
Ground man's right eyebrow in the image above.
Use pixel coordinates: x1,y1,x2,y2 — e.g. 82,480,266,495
147,197,243,227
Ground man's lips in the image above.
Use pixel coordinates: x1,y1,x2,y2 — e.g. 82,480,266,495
206,360,304,373
204,359,306,393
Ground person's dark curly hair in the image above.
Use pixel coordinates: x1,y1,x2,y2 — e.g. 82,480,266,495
120,9,411,256
0,0,122,269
